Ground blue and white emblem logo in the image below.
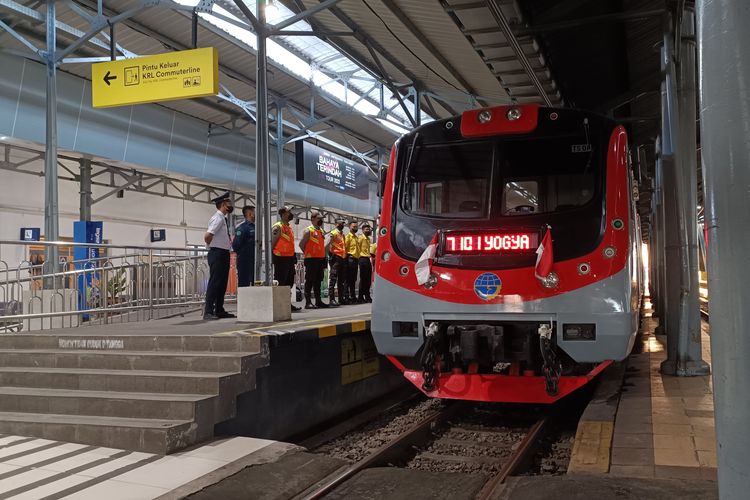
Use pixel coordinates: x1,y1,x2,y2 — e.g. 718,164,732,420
474,273,502,301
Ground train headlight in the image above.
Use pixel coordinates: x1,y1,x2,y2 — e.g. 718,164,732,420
478,110,493,123
563,323,596,341
538,271,559,289
507,108,522,121
382,251,391,262
603,247,617,259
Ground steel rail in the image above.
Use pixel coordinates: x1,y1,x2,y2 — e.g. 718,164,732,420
476,415,550,499
303,403,461,499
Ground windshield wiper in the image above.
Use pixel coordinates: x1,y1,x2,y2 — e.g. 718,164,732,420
403,133,421,211
405,132,421,173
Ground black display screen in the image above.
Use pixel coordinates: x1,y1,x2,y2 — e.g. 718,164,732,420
295,141,369,200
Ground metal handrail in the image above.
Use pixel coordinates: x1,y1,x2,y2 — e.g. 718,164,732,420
0,239,209,252
0,256,205,286
0,239,228,332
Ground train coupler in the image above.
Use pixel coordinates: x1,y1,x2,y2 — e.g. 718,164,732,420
420,322,439,392
539,323,562,396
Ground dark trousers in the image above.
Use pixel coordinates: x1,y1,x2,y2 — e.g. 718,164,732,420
346,255,359,300
358,257,372,300
328,255,346,302
205,248,230,315
304,257,326,303
273,255,296,287
236,256,255,287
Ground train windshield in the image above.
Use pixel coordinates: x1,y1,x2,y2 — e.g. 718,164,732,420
393,113,611,267
404,141,494,219
403,134,597,220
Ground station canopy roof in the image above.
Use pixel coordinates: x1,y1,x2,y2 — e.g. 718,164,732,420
1,0,671,229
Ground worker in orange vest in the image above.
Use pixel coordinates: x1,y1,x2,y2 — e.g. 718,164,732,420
299,211,329,309
271,206,301,312
325,218,347,306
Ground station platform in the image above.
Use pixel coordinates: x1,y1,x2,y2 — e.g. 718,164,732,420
569,298,717,488
0,433,299,499
609,314,716,479
0,303,405,455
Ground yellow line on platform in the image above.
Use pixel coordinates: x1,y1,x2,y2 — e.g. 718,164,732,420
251,312,370,332
351,320,367,332
317,325,338,338
215,312,371,337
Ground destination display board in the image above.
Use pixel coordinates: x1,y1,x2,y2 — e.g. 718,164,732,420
295,141,369,200
440,231,539,256
92,48,219,108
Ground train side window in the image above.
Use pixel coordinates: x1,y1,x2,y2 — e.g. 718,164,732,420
503,180,539,215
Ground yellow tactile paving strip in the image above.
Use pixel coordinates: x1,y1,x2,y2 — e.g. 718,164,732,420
568,421,614,473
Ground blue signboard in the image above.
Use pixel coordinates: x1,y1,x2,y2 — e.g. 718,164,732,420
150,229,166,242
74,221,103,317
20,228,40,241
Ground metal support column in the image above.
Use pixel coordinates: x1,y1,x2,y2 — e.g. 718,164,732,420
414,87,421,127
256,2,272,286
655,145,668,323
44,0,60,280
659,29,681,342
661,12,709,376
651,141,664,314
698,0,750,494
79,159,92,221
276,102,285,210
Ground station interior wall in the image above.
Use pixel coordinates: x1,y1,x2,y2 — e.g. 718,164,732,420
0,50,381,270
0,165,358,270
0,51,380,221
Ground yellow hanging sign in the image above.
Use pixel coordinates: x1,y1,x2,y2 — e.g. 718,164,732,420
91,48,219,108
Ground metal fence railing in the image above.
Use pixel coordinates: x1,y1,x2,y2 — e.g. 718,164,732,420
0,240,236,333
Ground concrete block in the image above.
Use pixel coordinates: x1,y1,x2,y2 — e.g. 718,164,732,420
237,286,291,323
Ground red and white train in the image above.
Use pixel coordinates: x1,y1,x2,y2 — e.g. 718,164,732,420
372,104,642,403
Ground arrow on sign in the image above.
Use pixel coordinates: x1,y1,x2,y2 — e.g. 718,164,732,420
103,71,117,86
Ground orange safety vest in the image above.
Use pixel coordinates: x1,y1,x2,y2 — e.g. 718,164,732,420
329,228,346,258
273,221,295,257
304,226,325,258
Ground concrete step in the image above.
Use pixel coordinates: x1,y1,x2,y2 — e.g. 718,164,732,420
0,412,195,454
0,386,229,422
0,349,253,372
0,366,238,394
0,334,261,353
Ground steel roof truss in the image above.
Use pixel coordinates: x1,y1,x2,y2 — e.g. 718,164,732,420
267,0,341,35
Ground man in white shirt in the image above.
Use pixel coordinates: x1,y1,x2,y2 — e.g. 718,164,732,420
203,192,235,320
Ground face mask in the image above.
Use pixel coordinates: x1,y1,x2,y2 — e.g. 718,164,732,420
317,220,323,227
226,205,234,214
337,224,344,231
351,228,358,233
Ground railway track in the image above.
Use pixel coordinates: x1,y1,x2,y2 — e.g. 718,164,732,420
303,402,552,499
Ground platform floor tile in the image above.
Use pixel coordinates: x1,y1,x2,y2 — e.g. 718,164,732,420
609,310,717,481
